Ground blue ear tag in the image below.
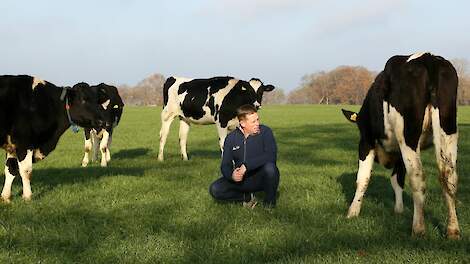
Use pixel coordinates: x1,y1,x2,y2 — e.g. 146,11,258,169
71,125,80,133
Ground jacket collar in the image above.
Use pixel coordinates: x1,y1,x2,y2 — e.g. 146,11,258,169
236,126,261,138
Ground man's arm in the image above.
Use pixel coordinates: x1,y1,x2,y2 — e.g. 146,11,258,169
220,135,235,180
244,127,277,172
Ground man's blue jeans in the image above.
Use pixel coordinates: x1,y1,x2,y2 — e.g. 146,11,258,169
209,162,280,206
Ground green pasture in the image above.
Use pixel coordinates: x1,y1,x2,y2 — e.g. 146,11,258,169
1,105,470,263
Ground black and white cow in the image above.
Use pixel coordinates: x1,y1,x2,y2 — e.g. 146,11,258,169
0,75,107,202
158,76,275,161
342,52,460,239
79,83,124,167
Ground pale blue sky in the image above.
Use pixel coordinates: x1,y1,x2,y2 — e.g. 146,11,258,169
1,0,469,91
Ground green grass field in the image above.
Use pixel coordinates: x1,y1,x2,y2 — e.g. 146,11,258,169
1,105,470,263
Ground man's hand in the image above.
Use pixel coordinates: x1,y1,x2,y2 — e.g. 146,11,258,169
232,165,247,182
232,167,244,182
238,164,247,176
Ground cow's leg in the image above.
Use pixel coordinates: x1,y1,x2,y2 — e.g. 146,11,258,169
106,132,112,162
179,120,190,161
2,153,18,203
158,108,177,161
216,124,229,153
398,141,425,236
100,130,110,167
17,149,33,201
432,107,460,239
347,140,375,218
91,130,100,163
82,129,92,167
391,158,406,214
390,101,427,236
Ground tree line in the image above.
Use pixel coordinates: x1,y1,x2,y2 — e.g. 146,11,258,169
117,58,470,106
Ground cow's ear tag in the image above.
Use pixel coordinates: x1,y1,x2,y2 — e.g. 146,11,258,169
350,113,357,122
71,125,80,133
341,109,358,123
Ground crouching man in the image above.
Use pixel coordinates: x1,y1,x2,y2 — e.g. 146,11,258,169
209,104,280,208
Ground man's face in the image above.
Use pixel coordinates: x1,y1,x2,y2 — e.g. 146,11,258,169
240,112,260,135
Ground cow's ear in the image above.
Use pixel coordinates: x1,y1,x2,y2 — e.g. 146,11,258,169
98,86,109,104
71,82,89,93
263,84,275,92
341,109,358,123
65,87,77,102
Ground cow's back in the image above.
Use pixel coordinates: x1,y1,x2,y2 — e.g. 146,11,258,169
0,75,34,113
0,75,61,149
384,54,456,108
0,75,34,145
359,53,458,152
164,76,235,124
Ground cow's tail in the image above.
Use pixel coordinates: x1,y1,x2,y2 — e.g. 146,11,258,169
420,54,457,107
163,77,176,109
405,53,438,106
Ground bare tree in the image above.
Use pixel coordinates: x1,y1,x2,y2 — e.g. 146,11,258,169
288,66,375,104
452,58,470,105
117,73,166,106
262,88,287,105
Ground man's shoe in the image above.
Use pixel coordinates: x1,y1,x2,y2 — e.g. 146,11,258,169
242,193,257,209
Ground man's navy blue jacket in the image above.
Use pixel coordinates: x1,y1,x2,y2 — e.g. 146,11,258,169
221,125,277,180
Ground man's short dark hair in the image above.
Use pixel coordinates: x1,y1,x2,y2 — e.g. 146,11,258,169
237,104,258,121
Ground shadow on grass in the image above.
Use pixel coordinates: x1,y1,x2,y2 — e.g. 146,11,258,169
1,148,157,203
0,201,177,263
189,149,221,160
2,120,468,262
338,172,449,238
112,147,151,160
3,180,468,263
28,165,149,200
260,203,467,262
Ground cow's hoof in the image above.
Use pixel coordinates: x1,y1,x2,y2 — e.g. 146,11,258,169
346,213,358,219
394,205,404,214
1,196,11,204
411,229,425,238
158,156,164,162
81,162,88,167
22,195,32,202
346,207,360,218
447,229,460,240
100,163,107,168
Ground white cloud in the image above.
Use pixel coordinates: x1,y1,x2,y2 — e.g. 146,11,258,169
198,0,321,20
311,0,407,38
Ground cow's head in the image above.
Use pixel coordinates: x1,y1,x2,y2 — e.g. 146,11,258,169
93,83,124,129
342,109,359,123
225,78,275,111
249,78,275,107
67,82,107,128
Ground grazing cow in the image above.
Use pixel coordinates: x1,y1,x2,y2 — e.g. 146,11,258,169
158,76,275,161
0,75,107,202
342,52,460,239
80,83,124,167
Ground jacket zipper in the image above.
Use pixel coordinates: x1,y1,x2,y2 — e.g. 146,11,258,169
243,137,247,165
